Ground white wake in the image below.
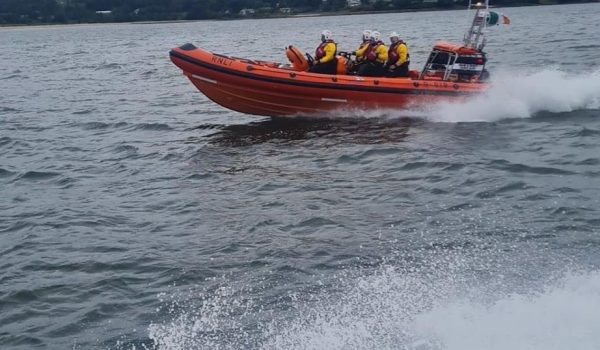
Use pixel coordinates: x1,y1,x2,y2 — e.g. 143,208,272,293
422,68,600,123
142,244,600,350
337,68,600,123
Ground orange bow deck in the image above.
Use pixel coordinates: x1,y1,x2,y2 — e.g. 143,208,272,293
169,44,488,117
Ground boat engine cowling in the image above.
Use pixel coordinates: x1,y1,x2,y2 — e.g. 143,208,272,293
285,46,309,71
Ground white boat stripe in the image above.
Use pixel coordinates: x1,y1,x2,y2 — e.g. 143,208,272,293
191,74,217,84
321,98,347,103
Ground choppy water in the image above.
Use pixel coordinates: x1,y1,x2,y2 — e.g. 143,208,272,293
1,3,600,349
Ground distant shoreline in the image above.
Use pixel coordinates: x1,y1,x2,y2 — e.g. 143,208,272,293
0,2,595,29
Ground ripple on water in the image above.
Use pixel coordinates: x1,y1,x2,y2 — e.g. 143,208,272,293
9,171,76,188
0,334,44,348
574,128,600,137
476,181,531,199
127,123,173,131
185,173,215,180
112,144,139,154
95,62,123,70
567,44,600,50
0,168,16,178
586,218,600,227
399,161,462,172
142,69,158,76
0,221,33,235
16,171,61,181
576,158,600,166
521,193,553,201
0,74,26,80
78,121,129,130
0,106,19,113
188,123,224,131
552,187,581,194
0,136,13,147
72,109,96,115
356,147,402,160
549,206,594,216
282,217,344,233
489,159,575,175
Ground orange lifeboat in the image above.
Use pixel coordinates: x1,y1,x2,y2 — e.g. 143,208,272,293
169,43,489,117
169,0,506,118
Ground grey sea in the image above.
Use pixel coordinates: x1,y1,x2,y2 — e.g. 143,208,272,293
1,3,600,349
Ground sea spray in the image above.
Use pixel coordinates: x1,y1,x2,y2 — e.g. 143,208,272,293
425,68,600,122
412,271,600,350
144,241,596,350
332,68,600,123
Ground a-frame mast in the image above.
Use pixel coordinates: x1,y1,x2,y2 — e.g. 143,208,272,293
464,0,490,50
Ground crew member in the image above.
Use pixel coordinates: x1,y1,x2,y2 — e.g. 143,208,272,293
349,30,371,74
354,30,372,64
309,30,337,75
385,32,410,77
356,31,388,77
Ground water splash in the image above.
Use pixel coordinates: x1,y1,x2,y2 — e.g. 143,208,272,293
148,283,259,350
143,242,600,350
332,68,600,123
413,271,600,350
425,68,600,123
264,268,600,350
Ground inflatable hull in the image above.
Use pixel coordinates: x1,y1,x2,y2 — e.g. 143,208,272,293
169,44,487,117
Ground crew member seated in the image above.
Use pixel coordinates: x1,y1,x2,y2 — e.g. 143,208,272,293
385,32,410,77
355,30,372,64
308,30,338,75
349,30,372,74
356,31,388,77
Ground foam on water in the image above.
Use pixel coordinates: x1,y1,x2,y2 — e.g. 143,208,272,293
424,68,600,123
147,281,267,350
341,68,600,123
413,271,600,350
144,243,600,350
261,269,600,350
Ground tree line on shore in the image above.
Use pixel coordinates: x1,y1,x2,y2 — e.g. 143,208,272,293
0,0,591,25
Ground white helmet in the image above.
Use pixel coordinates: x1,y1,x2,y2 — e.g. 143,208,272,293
321,30,333,42
362,30,372,41
390,31,400,42
371,31,381,42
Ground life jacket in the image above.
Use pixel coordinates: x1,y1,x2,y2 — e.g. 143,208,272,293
387,41,410,66
366,41,385,63
315,40,336,60
355,41,370,62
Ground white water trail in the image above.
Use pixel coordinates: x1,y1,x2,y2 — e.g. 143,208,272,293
143,239,600,350
422,68,600,123
343,68,600,123
413,271,600,350
262,269,600,350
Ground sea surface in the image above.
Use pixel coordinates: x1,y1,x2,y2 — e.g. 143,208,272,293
1,3,600,349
